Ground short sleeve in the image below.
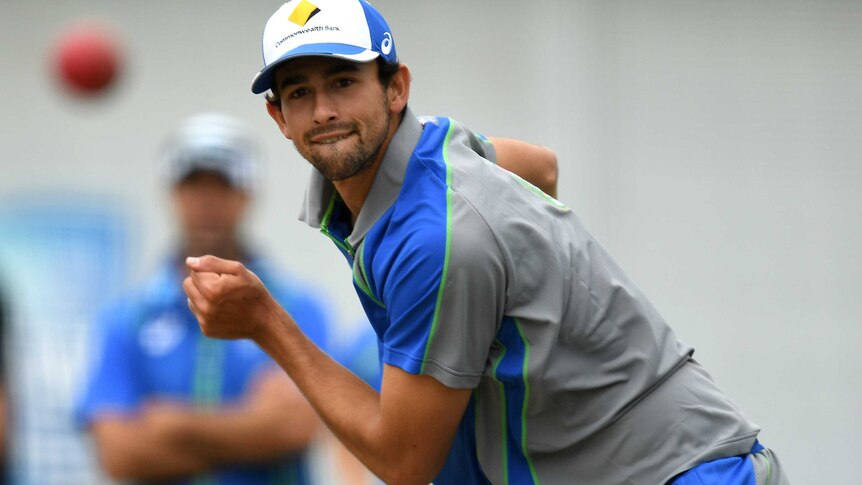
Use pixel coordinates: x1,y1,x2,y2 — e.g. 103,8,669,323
75,300,145,427
379,197,505,389
418,115,497,164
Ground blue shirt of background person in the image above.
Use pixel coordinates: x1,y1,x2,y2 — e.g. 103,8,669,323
78,256,329,485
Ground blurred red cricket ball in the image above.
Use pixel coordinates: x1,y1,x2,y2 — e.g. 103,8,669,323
53,21,123,96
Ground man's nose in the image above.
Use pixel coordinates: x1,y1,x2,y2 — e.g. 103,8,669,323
312,91,338,124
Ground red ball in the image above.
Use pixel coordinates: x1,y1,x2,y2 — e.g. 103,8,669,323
53,21,122,96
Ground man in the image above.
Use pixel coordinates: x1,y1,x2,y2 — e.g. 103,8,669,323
78,112,329,484
184,1,788,484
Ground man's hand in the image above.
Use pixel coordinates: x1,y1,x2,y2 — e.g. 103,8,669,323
183,255,276,341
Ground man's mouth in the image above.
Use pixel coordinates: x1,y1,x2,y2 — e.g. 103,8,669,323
309,125,355,145
313,132,352,144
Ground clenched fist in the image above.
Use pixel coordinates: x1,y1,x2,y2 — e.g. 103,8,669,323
183,255,279,341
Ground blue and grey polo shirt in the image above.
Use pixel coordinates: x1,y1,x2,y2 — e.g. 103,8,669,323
300,109,760,484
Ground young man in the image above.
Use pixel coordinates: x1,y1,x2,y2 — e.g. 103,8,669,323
78,113,330,484
184,1,788,484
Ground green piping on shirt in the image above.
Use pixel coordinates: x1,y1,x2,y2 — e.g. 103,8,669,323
354,242,385,307
515,318,540,484
319,191,356,257
191,335,224,485
192,335,224,407
420,120,456,373
510,172,569,211
493,339,510,485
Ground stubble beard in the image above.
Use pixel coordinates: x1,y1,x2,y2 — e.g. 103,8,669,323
298,104,391,182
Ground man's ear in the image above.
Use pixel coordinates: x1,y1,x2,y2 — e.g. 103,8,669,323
387,64,411,115
265,100,292,140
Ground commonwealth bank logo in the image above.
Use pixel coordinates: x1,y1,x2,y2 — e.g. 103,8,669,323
289,0,321,26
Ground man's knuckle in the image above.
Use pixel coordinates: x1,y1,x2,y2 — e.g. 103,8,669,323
193,297,210,315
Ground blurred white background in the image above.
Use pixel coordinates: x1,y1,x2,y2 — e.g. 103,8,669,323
1,0,860,483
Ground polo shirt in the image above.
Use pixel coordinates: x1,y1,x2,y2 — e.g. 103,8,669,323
300,109,760,484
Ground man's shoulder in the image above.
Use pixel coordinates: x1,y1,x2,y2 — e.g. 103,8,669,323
414,115,495,163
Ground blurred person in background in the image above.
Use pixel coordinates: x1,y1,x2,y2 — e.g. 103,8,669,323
77,112,331,484
0,283,7,484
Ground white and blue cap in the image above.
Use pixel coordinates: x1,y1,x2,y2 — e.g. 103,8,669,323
251,0,397,95
163,112,259,192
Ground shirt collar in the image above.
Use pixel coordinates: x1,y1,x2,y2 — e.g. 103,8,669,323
298,108,423,248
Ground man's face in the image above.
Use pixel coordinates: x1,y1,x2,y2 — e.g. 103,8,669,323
172,170,249,256
271,57,391,181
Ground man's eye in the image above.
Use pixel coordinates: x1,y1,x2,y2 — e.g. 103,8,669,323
335,79,353,88
289,88,308,99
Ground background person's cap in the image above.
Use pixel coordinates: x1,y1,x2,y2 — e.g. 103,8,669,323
163,112,259,192
251,0,397,95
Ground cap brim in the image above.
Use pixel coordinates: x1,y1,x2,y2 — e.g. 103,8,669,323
251,43,380,94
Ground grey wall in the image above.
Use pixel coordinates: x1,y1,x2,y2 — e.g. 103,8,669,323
2,1,860,483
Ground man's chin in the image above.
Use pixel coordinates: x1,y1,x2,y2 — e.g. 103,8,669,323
310,156,370,181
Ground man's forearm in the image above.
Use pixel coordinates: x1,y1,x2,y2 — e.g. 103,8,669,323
185,256,471,485
251,309,390,472
252,307,461,485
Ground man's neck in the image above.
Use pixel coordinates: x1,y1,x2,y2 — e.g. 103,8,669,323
333,157,383,225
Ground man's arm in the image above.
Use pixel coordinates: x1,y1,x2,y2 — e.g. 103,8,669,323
91,368,319,481
184,257,472,485
489,137,558,198
329,431,378,485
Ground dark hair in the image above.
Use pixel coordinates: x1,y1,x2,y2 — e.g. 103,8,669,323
377,59,400,88
265,58,402,107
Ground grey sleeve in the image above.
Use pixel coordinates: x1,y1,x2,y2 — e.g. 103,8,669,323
419,192,506,389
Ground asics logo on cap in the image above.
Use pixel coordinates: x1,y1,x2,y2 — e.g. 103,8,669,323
288,0,321,27
380,32,393,55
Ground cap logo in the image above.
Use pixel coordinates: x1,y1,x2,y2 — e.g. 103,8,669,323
380,32,393,55
288,0,321,27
